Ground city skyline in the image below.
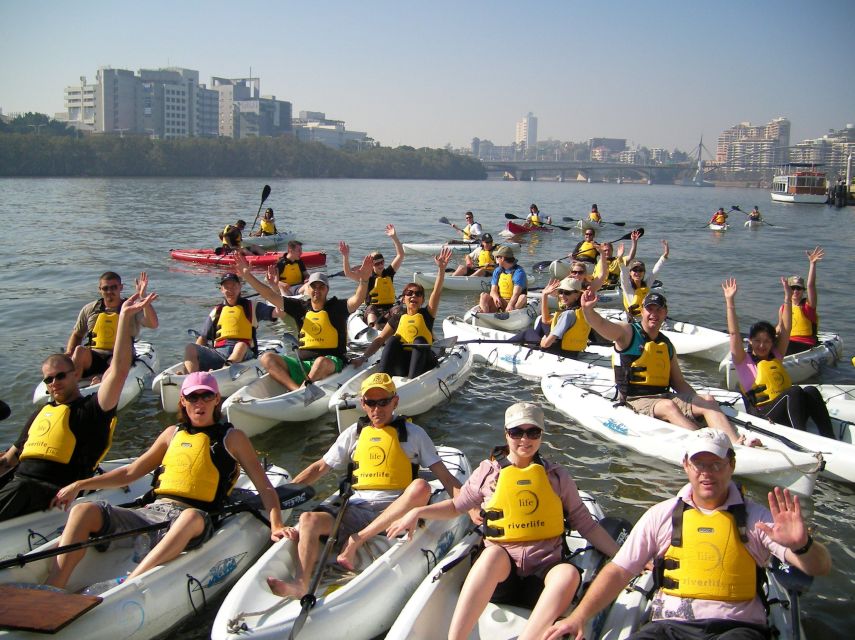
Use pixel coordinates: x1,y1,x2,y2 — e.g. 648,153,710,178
1,0,853,151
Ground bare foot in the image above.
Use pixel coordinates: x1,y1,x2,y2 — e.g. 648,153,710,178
266,576,304,598
90,375,102,385
336,535,360,571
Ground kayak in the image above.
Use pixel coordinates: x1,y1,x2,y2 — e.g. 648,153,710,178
541,373,823,497
32,341,158,412
386,491,608,640
815,383,855,423
744,220,764,229
573,219,605,231
0,458,153,562
528,286,624,309
346,310,379,348
709,223,729,231
720,333,844,390
413,271,491,292
240,230,298,250
462,302,539,332
170,249,327,268
211,447,472,640
222,356,379,437
403,241,520,255
0,465,306,640
151,339,285,412
503,221,553,235
329,344,475,430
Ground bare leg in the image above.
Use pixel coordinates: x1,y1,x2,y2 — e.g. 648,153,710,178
448,545,512,640
691,394,757,445
70,345,93,379
227,342,249,364
46,502,104,588
128,509,205,579
306,356,335,383
267,511,334,598
520,563,580,640
260,352,299,391
479,293,500,313
183,343,201,374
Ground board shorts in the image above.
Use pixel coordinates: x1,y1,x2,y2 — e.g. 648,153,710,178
94,500,213,553
192,342,252,371
489,546,581,610
84,350,112,377
314,496,396,549
626,391,697,419
281,355,344,384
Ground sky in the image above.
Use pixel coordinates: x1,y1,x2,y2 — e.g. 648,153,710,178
1,0,853,152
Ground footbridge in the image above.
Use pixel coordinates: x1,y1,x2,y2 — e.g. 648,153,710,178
482,160,692,183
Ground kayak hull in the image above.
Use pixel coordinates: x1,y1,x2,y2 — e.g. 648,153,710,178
504,221,552,235
462,303,538,332
413,271,491,292
403,241,520,255
170,249,326,268
240,231,298,250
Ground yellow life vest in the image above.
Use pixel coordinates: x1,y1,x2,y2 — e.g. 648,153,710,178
352,419,416,491
550,308,590,352
589,213,601,223
260,218,277,235
394,310,433,345
88,310,119,351
477,248,495,270
215,302,254,343
743,358,792,407
279,260,303,286
660,501,756,602
154,423,239,508
529,214,542,227
498,268,520,300
614,328,673,399
19,402,116,470
221,224,242,247
712,213,727,225
623,284,650,318
299,309,339,350
790,303,818,342
463,224,476,241
369,275,396,306
575,241,597,262
482,458,565,543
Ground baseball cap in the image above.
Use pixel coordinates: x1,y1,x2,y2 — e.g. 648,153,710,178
181,371,220,396
307,272,329,286
481,233,494,243
0,400,10,422
686,429,733,460
557,277,583,292
629,260,646,270
219,273,240,285
361,373,397,396
505,402,545,430
494,245,515,259
642,292,667,309
787,276,805,288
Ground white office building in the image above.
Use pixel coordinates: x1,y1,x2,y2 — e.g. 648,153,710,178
515,112,538,149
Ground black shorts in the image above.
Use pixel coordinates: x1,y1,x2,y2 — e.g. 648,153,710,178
84,350,112,377
489,548,581,610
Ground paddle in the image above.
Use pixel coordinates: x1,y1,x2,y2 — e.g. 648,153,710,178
769,556,812,640
733,204,776,227
702,207,736,229
281,333,326,405
249,185,272,233
504,212,574,232
719,409,819,454
439,216,480,242
562,216,626,227
289,468,354,640
0,483,315,571
531,228,645,272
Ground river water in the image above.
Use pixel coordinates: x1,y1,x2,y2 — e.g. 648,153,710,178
0,177,853,637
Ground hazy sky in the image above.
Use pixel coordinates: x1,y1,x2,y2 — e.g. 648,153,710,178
2,0,853,151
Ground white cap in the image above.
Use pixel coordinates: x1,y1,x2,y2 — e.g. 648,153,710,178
505,402,545,430
686,429,732,460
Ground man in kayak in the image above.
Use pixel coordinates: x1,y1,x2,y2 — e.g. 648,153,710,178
180,272,278,375
218,219,264,256
526,203,551,227
709,207,728,225
234,252,373,391
452,232,497,276
449,211,482,241
777,246,823,355
478,245,528,313
580,289,749,446
544,429,831,640
342,224,406,328
272,240,310,296
65,271,159,381
0,292,157,521
572,228,599,264
266,373,461,596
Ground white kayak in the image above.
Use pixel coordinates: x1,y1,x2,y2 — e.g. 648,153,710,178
709,223,729,231
528,286,624,309
720,333,844,390
211,447,472,640
413,271,491,292
346,309,379,348
329,344,475,430
240,230,298,250
462,302,538,332
222,356,378,437
744,219,764,229
403,241,520,255
387,491,609,640
815,383,855,423
0,459,153,562
0,465,306,640
151,339,285,412
541,373,823,497
32,342,158,412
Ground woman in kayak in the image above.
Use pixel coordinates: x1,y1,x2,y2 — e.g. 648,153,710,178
387,402,620,640
588,203,601,223
777,246,823,355
722,277,835,439
619,235,668,320
510,277,590,357
352,248,451,379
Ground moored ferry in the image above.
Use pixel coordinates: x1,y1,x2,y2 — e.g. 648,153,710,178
771,163,828,203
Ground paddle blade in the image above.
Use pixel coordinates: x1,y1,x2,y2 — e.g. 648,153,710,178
532,260,553,272
438,216,451,225
261,184,272,203
731,205,742,211
303,382,325,406
598,516,633,546
561,216,578,222
504,212,522,220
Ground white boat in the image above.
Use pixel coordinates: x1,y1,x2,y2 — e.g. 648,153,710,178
211,447,472,640
402,241,520,255
0,465,304,640
528,286,623,309
386,491,609,640
720,333,844,390
413,271,491,292
574,219,604,231
329,344,475,430
744,219,764,229
462,302,539,332
771,163,828,204
151,339,285,412
541,373,823,497
709,223,729,232
32,341,158,412
240,230,298,250
815,384,855,423
347,309,379,348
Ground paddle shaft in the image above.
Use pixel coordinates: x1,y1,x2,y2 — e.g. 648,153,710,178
532,228,644,271
250,185,272,233
723,411,816,454
504,212,573,232
562,216,626,227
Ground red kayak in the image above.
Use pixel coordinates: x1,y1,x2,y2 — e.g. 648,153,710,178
170,249,327,268
504,221,553,234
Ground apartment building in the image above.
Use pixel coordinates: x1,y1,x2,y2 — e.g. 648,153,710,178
715,117,790,168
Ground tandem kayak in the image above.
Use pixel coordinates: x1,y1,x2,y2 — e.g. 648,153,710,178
170,249,327,268
413,271,491,292
211,447,472,640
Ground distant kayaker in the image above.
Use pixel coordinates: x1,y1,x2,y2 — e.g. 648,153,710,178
526,203,551,227
0,293,157,521
709,207,728,225
254,207,278,236
478,245,528,313
452,233,497,276
777,247,823,355
544,429,831,640
449,211,482,241
218,219,264,256
65,271,159,381
589,203,602,223
266,373,461,596
571,228,599,263
580,289,751,446
748,206,763,222
387,402,620,640
271,240,310,296
46,371,287,591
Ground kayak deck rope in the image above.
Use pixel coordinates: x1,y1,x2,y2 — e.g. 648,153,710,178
226,595,291,634
187,573,207,615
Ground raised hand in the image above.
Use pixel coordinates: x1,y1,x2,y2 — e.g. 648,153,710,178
233,252,251,277
755,487,809,550
781,276,792,298
580,287,598,310
661,239,669,259
266,264,280,285
542,278,561,296
616,242,625,258
120,291,158,316
721,277,738,301
631,229,642,242
806,246,824,263
353,254,374,281
385,224,397,238
134,272,149,296
434,246,452,270
338,241,350,258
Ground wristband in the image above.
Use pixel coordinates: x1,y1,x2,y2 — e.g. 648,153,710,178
792,534,813,556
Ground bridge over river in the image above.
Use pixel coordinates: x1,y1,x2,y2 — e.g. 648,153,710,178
482,160,693,183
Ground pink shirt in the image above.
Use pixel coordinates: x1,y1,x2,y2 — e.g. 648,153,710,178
612,482,788,626
452,457,599,577
733,347,784,395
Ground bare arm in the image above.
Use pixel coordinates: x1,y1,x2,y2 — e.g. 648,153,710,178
427,248,452,317
589,245,609,293
668,354,694,396
227,429,286,539
385,498,460,539
579,288,632,348
428,460,462,498
805,246,822,309
234,253,284,308
540,279,560,325
387,225,405,272
777,277,792,354
292,458,332,486
339,241,359,282
355,323,394,363
347,255,374,313
135,272,159,329
722,278,746,365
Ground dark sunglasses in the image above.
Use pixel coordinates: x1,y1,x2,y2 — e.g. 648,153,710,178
183,391,216,403
557,289,577,295
403,290,423,297
790,286,804,291
570,270,586,275
362,396,395,407
506,426,543,440
100,284,120,292
43,370,73,385
631,267,645,273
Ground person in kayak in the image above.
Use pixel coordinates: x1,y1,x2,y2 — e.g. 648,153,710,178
510,277,591,357
709,207,728,226
777,246,823,355
452,233,498,276
619,236,668,320
544,429,831,640
478,245,528,313
387,402,620,640
581,289,750,447
723,277,836,439
218,219,264,256
0,292,157,521
46,371,288,590
591,238,635,289
266,373,461,596
271,240,310,296
449,211,482,241
250,208,278,236
352,248,452,378
180,272,277,375
571,227,599,264
234,252,372,391
748,206,763,222
65,271,159,381
589,203,602,223
526,203,551,227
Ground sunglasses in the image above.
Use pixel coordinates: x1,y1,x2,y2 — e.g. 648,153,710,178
631,268,645,273
403,290,423,297
362,396,395,407
100,284,120,292
373,261,385,266
557,289,578,295
183,391,217,403
43,370,74,385
570,270,586,276
506,426,543,440
790,286,804,291
687,459,728,474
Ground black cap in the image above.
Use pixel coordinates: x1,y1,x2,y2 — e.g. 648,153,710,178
219,273,240,285
481,233,493,243
642,292,667,308
0,400,10,422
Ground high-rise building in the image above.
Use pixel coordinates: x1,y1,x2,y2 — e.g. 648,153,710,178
716,117,790,168
58,76,97,131
515,113,537,149
96,68,143,134
211,77,292,138
789,124,855,174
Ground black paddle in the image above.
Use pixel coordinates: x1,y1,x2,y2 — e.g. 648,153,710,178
281,333,326,406
0,483,315,571
562,216,626,227
289,468,354,640
769,556,812,640
719,410,821,455
702,207,736,230
531,228,645,272
504,212,574,232
249,185,273,234
439,217,480,242
733,205,776,227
